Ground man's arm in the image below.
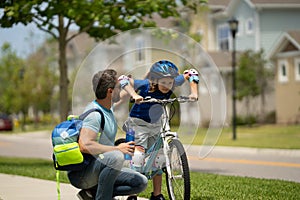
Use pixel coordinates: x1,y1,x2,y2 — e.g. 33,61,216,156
78,127,135,155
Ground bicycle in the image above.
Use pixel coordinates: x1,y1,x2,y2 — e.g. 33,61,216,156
116,96,197,200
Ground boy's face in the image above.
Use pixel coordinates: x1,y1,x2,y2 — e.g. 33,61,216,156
158,77,174,93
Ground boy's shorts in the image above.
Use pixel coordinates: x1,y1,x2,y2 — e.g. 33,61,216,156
125,117,161,150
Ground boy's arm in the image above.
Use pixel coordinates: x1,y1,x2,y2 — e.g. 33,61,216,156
183,69,199,100
189,81,198,100
118,75,143,103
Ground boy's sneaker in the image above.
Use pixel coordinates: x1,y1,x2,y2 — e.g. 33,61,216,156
127,195,138,200
77,189,94,200
150,192,165,200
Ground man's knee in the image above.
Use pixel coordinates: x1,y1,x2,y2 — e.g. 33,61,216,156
98,150,124,169
132,173,148,193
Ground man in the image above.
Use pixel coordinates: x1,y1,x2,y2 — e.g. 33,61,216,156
68,69,148,200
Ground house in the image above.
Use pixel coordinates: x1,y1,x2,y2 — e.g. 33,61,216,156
268,31,300,124
189,0,300,124
205,0,300,52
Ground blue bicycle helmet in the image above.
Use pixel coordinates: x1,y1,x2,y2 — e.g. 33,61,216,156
149,60,179,79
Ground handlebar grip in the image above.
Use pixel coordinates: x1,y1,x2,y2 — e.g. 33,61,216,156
130,97,135,103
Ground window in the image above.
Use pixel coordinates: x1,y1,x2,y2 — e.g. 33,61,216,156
295,58,300,81
278,60,289,83
245,18,254,34
217,24,230,50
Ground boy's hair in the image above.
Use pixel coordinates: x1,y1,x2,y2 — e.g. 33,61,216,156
93,69,117,99
149,81,159,93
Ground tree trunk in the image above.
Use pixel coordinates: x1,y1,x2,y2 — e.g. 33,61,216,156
58,15,69,121
260,88,266,122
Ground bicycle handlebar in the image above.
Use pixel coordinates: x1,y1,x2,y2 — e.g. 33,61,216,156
139,96,197,104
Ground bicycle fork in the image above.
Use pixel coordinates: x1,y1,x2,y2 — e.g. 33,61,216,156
162,131,178,179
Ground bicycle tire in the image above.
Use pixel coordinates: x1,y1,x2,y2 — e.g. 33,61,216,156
165,139,190,200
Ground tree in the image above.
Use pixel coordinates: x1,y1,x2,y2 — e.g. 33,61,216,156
0,43,28,129
0,0,202,120
236,49,273,122
0,43,27,114
0,43,58,129
25,46,58,124
254,50,273,118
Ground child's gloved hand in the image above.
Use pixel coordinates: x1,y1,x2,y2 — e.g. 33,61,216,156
188,93,198,100
184,69,199,84
132,94,143,104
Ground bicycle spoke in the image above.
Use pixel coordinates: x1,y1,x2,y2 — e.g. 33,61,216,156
166,139,190,200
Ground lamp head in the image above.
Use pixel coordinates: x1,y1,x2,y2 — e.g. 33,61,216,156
228,18,239,38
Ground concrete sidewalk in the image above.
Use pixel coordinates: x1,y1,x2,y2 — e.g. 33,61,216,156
0,173,148,200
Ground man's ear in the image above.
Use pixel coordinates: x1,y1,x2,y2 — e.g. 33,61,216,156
108,88,113,93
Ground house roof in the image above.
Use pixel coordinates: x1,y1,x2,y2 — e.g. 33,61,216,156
211,0,300,18
208,0,231,9
208,51,232,71
250,0,300,8
267,30,300,59
287,30,300,45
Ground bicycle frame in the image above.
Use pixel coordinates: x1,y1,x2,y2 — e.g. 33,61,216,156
135,97,192,179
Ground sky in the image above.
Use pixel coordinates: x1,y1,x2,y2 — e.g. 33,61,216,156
0,23,48,58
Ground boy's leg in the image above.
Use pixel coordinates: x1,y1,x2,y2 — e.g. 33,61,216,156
150,174,165,200
152,174,163,196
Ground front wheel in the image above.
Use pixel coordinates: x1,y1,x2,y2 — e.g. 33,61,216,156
165,139,190,200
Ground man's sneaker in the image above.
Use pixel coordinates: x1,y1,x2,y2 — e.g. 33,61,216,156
149,192,165,200
127,195,138,200
77,189,94,200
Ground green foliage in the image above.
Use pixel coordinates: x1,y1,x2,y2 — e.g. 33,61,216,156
25,49,58,113
0,0,200,41
236,49,273,120
262,111,276,124
235,115,257,126
0,43,27,114
0,43,58,123
236,50,263,101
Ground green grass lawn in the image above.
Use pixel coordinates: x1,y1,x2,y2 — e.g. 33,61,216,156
176,124,300,149
1,156,300,200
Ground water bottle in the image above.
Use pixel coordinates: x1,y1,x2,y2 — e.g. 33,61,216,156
124,127,135,160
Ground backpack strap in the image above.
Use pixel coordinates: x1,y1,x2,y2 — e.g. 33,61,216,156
56,170,61,200
79,108,105,131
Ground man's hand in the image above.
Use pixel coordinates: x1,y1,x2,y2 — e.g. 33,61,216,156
117,141,135,156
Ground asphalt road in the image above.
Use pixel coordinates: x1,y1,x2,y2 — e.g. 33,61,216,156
0,131,300,183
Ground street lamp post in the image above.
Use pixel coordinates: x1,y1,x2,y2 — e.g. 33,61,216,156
228,18,238,140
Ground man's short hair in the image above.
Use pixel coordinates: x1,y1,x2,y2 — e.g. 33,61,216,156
93,69,117,99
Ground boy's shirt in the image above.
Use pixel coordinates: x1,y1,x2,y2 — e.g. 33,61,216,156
130,75,185,123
